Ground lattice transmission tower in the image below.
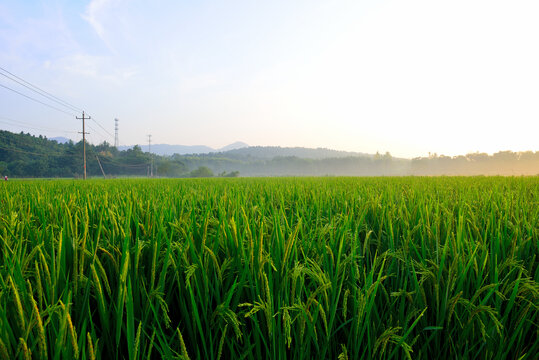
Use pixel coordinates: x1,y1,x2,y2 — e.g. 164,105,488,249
114,118,119,148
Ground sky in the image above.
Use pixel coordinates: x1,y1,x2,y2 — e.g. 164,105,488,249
1,0,538,158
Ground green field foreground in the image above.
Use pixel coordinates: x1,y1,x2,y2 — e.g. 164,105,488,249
0,177,538,359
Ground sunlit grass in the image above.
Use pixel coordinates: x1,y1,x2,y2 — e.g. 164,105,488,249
0,177,537,359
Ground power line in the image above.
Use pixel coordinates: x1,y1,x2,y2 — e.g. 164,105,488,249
89,117,114,138
0,71,81,113
87,124,109,142
98,157,148,168
86,131,97,146
0,142,150,165
0,82,76,117
0,143,56,157
0,116,78,134
0,143,78,158
0,129,153,166
0,140,150,178
0,68,128,173
0,67,115,145
0,66,83,113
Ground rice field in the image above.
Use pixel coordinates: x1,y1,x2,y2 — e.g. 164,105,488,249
0,177,538,359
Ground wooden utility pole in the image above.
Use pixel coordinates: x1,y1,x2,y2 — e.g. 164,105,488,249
77,111,90,179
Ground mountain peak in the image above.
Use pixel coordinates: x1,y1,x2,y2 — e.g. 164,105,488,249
218,142,248,152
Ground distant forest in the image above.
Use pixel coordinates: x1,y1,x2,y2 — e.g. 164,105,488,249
1,130,539,178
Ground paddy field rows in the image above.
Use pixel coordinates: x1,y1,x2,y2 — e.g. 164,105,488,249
0,177,538,359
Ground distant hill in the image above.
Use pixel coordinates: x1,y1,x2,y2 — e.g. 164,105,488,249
50,136,72,144
218,146,372,160
118,141,248,156
117,142,369,159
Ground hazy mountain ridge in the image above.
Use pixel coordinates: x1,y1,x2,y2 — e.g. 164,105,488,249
216,146,372,160
118,144,214,156
118,141,248,155
118,142,369,159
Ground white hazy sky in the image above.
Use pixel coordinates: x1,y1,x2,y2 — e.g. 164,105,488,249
1,0,538,158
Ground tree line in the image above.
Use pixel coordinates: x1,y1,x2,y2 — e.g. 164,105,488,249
1,130,539,178
0,130,191,178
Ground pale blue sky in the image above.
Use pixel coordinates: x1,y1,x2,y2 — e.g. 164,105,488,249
1,0,538,157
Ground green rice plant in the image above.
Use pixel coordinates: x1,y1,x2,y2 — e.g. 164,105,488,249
0,177,537,359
